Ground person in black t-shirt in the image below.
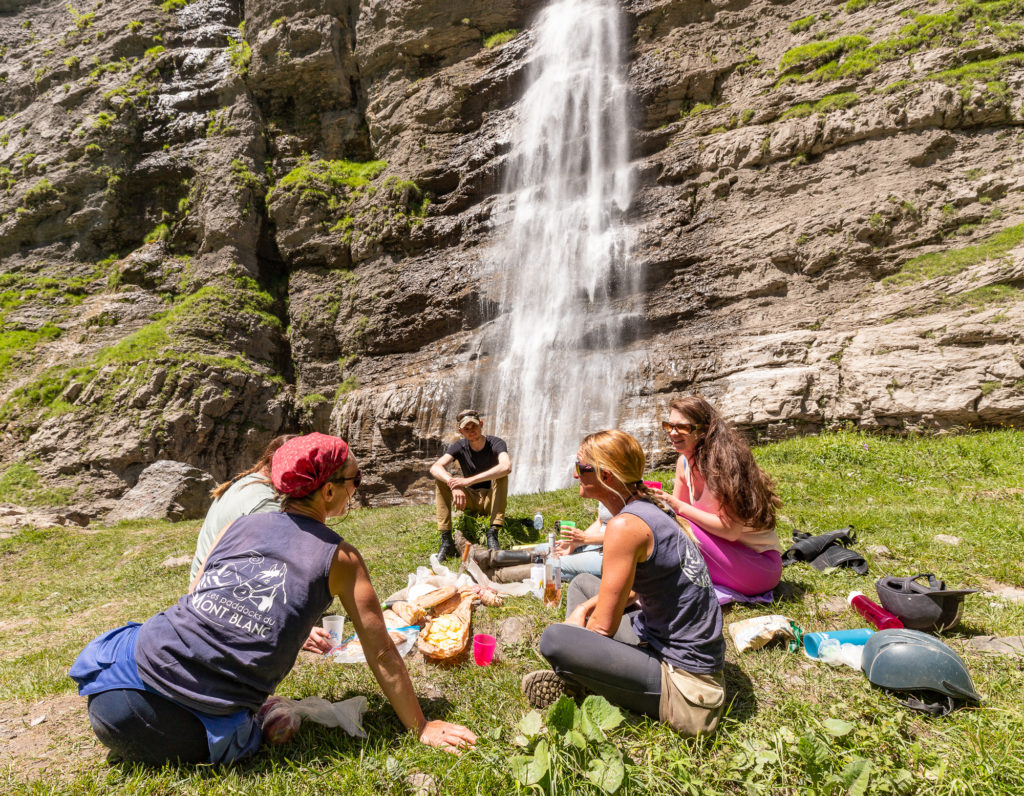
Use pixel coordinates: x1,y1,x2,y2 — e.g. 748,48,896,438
428,409,512,559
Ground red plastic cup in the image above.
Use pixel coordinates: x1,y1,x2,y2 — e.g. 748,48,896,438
472,633,497,666
643,480,663,490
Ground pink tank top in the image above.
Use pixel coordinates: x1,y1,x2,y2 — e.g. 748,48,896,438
679,456,782,555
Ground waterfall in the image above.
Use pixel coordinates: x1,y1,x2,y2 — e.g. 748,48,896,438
485,0,637,493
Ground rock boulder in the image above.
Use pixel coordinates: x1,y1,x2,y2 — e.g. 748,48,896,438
105,460,217,523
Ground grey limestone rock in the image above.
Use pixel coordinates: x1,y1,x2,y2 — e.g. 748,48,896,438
106,460,216,522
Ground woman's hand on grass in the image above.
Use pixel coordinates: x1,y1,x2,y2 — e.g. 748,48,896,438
419,719,477,753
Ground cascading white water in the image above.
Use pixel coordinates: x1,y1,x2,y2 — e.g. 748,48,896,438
486,0,637,493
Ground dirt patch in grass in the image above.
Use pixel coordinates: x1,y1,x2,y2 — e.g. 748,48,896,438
0,694,101,782
980,578,1024,602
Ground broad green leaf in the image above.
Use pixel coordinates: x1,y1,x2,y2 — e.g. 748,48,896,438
822,718,856,737
510,755,532,786
582,695,625,732
566,729,587,750
517,709,544,738
530,738,550,785
839,758,872,796
586,744,625,793
509,740,549,787
580,706,604,742
547,695,577,734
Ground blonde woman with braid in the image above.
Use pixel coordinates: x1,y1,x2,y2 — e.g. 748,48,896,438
521,430,725,737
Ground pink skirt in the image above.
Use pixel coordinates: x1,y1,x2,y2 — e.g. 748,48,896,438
690,525,782,596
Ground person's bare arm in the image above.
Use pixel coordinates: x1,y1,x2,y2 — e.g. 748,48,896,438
330,542,476,751
582,515,651,636
450,451,511,489
429,453,455,484
559,516,605,548
189,520,233,593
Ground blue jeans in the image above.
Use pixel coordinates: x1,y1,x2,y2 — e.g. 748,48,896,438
532,544,603,580
88,689,210,765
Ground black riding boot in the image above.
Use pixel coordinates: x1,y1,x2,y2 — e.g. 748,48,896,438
437,531,458,561
486,524,502,551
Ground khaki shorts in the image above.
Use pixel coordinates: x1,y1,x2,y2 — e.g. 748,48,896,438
658,663,725,737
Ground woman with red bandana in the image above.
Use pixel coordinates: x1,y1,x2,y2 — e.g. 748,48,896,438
70,433,477,765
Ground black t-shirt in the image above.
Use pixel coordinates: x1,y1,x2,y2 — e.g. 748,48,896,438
445,436,508,490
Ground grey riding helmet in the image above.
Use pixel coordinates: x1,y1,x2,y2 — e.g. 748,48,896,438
862,628,981,715
875,574,976,632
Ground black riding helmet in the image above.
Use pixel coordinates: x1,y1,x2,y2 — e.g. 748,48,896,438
875,574,976,632
862,628,982,715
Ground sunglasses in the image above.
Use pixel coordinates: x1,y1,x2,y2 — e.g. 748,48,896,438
574,460,596,478
662,421,700,435
335,470,362,488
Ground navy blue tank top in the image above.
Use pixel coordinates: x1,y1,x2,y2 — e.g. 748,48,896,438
623,499,725,673
135,512,340,714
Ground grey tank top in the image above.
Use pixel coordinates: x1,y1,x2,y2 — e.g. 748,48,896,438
135,512,340,715
624,499,725,673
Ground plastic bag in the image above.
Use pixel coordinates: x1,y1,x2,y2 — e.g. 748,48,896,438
817,639,865,670
728,614,801,653
258,695,367,744
332,624,419,664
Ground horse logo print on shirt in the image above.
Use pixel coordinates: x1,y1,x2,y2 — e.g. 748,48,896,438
191,551,287,638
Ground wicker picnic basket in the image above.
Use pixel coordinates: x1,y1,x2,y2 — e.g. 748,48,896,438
416,590,474,661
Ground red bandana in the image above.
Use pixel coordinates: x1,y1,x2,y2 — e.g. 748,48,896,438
271,433,350,499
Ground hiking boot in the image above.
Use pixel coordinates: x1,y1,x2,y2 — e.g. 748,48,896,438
437,531,458,561
522,670,572,709
486,524,501,551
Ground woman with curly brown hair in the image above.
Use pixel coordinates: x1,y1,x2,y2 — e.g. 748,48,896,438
652,396,783,597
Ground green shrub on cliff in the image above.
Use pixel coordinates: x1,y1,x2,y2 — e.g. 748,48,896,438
268,158,387,206
780,91,860,119
788,15,815,33
777,0,1024,85
883,222,1024,286
22,178,58,207
227,23,251,77
484,29,518,49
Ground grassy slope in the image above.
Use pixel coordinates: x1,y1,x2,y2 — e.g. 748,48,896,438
1,431,1023,794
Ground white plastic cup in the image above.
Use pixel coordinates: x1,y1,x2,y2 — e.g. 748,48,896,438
322,615,345,648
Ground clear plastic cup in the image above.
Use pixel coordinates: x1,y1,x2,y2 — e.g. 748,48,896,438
473,633,497,666
322,615,345,648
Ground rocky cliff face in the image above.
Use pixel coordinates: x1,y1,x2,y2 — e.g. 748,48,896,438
1,0,1022,512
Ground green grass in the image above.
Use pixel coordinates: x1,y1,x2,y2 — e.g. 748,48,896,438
776,0,1024,86
0,461,74,506
883,222,1024,286
267,158,387,207
1,431,1023,793
780,91,860,119
788,14,815,33
483,29,518,49
0,273,284,424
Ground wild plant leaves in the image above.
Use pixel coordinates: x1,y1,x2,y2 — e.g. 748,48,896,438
510,695,627,793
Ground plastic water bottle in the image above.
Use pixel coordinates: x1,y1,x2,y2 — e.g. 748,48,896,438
530,553,545,600
533,512,544,532
848,591,904,630
544,532,562,607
